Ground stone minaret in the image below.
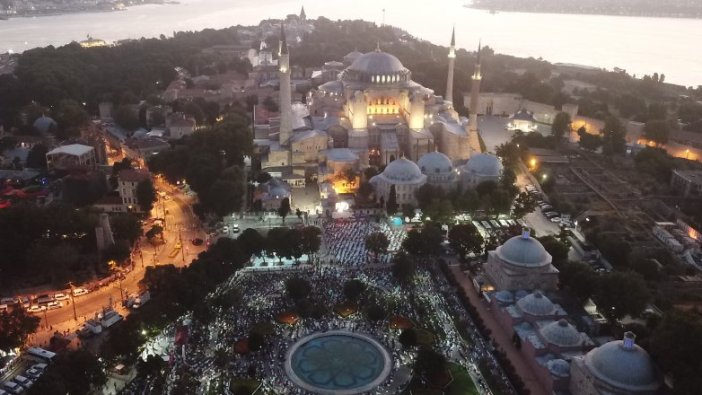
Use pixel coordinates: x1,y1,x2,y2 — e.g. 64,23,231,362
468,41,483,153
445,26,456,104
278,24,293,146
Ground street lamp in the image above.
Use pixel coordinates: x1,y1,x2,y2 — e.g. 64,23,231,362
542,174,547,181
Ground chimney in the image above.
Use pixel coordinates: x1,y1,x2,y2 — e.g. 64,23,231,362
622,331,636,350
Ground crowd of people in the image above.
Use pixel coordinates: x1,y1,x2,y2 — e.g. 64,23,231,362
121,218,513,395
321,219,405,266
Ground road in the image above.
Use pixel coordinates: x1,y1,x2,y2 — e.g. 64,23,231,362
28,178,206,345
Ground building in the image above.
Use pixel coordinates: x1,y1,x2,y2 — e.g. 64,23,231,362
117,169,151,212
569,332,660,395
507,109,539,132
417,150,455,188
670,169,702,197
253,178,292,210
483,230,560,291
167,114,196,140
460,153,503,187
308,35,482,164
46,144,96,171
369,157,427,207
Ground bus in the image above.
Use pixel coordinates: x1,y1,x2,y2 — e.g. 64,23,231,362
26,347,56,363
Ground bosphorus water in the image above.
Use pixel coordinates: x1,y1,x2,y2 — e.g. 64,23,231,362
2,0,701,86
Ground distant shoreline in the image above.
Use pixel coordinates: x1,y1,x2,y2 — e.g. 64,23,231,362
465,4,702,20
0,1,178,21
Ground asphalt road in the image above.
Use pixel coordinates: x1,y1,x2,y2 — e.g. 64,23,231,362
29,180,206,345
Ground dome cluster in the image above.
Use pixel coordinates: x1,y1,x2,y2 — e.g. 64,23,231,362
496,233,552,268
463,153,503,177
418,151,453,175
516,291,556,316
343,50,411,85
380,157,424,182
583,334,659,392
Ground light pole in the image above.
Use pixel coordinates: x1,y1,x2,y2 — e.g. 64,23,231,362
68,281,78,321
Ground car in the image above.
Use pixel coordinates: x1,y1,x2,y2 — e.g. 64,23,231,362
35,294,54,304
232,224,240,233
540,205,554,211
30,363,47,372
13,376,32,390
191,238,204,246
72,288,88,297
16,297,30,308
544,211,560,218
0,304,7,312
2,381,22,394
23,368,42,380
550,217,562,223
54,293,69,301
27,305,45,313
222,226,229,233
0,297,15,305
46,301,62,310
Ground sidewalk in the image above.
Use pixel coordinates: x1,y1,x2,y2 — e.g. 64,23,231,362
448,265,548,395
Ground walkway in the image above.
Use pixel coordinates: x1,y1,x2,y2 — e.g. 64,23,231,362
448,265,548,395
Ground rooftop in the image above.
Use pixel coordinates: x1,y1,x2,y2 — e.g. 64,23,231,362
46,144,94,157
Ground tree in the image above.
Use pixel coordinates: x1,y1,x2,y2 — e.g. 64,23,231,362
448,223,484,258
278,197,291,223
25,143,48,169
262,96,278,112
136,179,157,213
398,328,418,348
110,213,142,244
238,228,265,258
343,279,366,300
551,112,571,140
386,185,398,215
365,231,389,261
558,261,597,301
365,304,386,321
103,240,131,263
650,311,702,394
113,105,140,131
300,226,322,259
593,271,651,320
601,116,627,155
643,119,671,145
577,127,602,151
55,99,88,139
512,191,537,219
285,276,312,300
0,308,40,351
30,349,106,395
537,235,569,264
414,347,447,381
391,252,416,286
204,179,243,217
248,331,265,352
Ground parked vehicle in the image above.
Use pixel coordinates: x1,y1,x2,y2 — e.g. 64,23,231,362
26,305,45,313
191,238,204,246
2,381,22,394
99,308,123,328
0,297,15,305
53,293,69,301
550,217,562,223
35,294,54,305
46,301,62,310
72,288,88,297
13,376,32,390
23,368,42,380
132,291,151,309
17,297,30,308
26,348,56,363
232,224,240,233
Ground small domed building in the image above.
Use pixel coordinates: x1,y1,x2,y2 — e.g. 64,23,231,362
483,230,559,291
460,153,503,187
570,332,660,395
369,157,426,206
417,150,455,188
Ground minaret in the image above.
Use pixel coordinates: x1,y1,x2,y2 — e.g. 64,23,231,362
278,24,293,146
468,41,483,153
300,6,306,21
445,26,456,104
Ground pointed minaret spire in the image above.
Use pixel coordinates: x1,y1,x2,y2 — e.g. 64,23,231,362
445,25,456,104
300,6,306,21
279,23,288,56
468,39,483,156
375,40,381,52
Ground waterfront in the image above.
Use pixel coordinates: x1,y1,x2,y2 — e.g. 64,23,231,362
1,0,701,86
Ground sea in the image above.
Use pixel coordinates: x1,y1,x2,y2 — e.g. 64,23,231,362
1,0,701,86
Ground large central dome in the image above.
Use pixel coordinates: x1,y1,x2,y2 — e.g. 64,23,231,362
496,233,552,268
348,50,407,75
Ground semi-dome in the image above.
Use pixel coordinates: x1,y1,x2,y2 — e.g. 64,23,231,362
494,290,514,305
418,151,453,175
464,153,503,177
496,232,552,267
584,333,659,392
540,319,582,347
546,359,570,378
343,50,363,63
380,157,424,182
516,291,555,316
349,50,407,75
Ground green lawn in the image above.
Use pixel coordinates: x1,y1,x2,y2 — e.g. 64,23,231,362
446,363,480,395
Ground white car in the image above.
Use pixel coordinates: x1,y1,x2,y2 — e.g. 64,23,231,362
232,224,240,233
24,368,42,380
13,375,32,389
54,292,69,301
72,288,89,297
222,226,229,233
27,305,46,313
47,301,62,310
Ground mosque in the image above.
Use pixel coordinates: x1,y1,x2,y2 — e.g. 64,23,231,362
255,25,499,206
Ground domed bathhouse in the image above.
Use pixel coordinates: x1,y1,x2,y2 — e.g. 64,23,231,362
369,156,427,206
570,332,660,395
483,230,560,292
460,152,503,187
